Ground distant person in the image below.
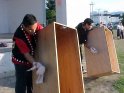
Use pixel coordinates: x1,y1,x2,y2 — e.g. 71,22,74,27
117,23,121,39
120,23,124,39
107,23,113,34
76,18,98,73
117,22,124,39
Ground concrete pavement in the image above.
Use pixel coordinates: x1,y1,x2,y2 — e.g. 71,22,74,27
0,33,15,93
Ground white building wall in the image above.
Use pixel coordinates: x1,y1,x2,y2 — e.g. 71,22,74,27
56,0,90,28
0,0,45,34
111,17,120,23
56,0,67,25
0,0,9,33
100,16,110,25
92,16,100,24
8,0,45,33
93,15,113,25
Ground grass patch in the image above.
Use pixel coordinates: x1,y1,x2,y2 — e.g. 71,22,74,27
113,76,124,93
114,40,124,93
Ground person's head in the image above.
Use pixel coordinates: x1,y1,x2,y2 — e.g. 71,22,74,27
22,14,37,34
83,18,93,30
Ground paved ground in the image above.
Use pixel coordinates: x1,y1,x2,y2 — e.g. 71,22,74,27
0,76,15,93
0,33,15,93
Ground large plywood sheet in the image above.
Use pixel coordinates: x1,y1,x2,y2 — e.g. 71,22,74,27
55,23,85,93
84,26,120,77
33,23,60,93
33,22,85,93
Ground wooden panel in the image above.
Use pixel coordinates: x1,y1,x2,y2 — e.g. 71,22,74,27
55,23,85,93
33,22,85,93
84,26,120,77
104,27,120,73
33,23,60,93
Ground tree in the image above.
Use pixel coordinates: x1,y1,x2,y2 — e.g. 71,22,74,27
46,0,56,25
121,13,124,26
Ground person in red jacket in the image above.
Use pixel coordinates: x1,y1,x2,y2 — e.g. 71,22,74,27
12,14,44,93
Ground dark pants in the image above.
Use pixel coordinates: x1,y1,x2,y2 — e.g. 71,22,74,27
14,64,32,93
80,45,83,61
120,31,124,39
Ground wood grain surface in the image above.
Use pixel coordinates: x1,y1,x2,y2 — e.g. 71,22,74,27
84,26,120,77
33,22,85,93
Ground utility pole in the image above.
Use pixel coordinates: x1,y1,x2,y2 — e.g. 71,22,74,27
90,2,94,19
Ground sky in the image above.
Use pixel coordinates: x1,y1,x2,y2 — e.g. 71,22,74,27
90,0,124,12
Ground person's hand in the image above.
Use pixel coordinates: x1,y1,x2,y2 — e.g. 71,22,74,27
36,63,45,76
36,64,45,84
90,47,98,54
27,62,37,71
27,62,46,84
27,62,39,71
27,62,45,72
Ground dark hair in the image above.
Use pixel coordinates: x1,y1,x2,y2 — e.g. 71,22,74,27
83,18,93,25
22,14,37,27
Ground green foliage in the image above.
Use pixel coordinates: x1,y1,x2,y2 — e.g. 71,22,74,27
46,0,56,24
121,13,124,26
114,76,124,93
46,10,56,19
113,40,124,93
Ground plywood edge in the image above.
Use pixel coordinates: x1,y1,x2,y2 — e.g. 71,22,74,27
87,71,120,77
104,27,120,73
33,23,60,93
111,39,120,73
75,26,85,93
101,27,112,68
54,22,76,30
53,22,61,93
